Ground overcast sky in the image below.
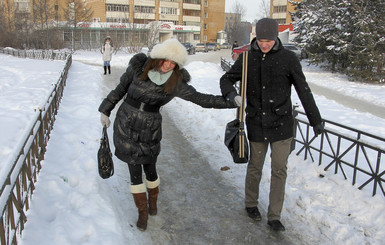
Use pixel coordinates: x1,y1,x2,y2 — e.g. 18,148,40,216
225,0,269,23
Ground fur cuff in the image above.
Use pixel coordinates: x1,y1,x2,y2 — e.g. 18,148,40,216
146,177,160,189
130,183,146,194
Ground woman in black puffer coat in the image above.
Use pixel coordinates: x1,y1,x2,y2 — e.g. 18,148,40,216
98,39,236,231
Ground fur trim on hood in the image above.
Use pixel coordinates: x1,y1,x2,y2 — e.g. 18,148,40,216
149,39,188,67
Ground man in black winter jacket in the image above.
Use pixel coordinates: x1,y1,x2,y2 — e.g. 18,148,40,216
220,18,324,231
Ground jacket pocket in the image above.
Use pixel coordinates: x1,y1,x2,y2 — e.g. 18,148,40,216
272,99,292,116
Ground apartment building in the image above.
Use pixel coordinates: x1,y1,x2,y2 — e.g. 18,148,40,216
270,0,303,24
2,0,225,48
266,0,302,43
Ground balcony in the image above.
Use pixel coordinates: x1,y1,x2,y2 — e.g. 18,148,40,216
183,3,201,10
273,0,287,6
134,13,155,19
159,14,179,21
134,0,155,6
182,15,200,22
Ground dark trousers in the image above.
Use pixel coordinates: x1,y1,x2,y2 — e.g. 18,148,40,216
128,164,158,185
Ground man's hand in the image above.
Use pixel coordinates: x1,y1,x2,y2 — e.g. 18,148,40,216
234,95,242,107
313,123,324,137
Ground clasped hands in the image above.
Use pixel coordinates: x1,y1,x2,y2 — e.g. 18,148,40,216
226,92,242,107
226,92,324,137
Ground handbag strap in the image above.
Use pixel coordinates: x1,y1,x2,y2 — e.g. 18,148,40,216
237,51,248,159
237,51,248,123
102,126,109,142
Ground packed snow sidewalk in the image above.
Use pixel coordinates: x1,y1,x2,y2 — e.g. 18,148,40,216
0,51,385,244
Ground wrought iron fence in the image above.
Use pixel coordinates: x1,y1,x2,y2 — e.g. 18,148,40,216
0,48,69,60
293,108,385,197
220,57,232,72
0,53,72,245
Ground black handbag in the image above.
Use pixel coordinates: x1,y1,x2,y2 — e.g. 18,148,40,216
224,51,249,164
98,126,114,179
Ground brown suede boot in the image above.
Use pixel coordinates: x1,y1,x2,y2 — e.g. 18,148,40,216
131,184,148,231
147,186,159,215
146,178,160,216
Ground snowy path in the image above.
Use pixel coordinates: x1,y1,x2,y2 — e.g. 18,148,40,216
15,53,385,245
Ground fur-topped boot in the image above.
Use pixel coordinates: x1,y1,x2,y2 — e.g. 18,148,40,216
130,183,148,231
146,178,160,216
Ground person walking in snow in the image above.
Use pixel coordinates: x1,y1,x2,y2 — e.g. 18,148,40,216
98,39,237,231
220,18,324,231
102,36,113,75
232,41,239,51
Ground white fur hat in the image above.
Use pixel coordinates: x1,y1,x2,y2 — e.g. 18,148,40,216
150,39,188,67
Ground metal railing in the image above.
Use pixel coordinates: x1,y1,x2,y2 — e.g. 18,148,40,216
0,48,69,60
293,108,385,197
220,57,385,198
220,57,232,72
0,52,72,245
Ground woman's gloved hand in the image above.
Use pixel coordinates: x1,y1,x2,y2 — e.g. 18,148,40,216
226,92,242,107
100,113,111,128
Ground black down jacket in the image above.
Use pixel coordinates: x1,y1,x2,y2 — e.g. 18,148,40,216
99,53,235,165
220,38,322,142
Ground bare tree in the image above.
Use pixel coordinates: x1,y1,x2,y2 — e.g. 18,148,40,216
226,1,247,45
125,22,146,54
0,0,18,47
146,21,160,50
257,0,270,21
63,0,93,50
32,0,56,49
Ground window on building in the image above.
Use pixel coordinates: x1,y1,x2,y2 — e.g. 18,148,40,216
106,4,129,12
160,7,177,15
204,12,208,18
204,1,208,7
273,6,287,13
183,21,200,26
161,20,178,24
183,0,201,4
204,24,207,30
275,18,286,24
106,17,130,23
194,34,200,40
134,6,155,14
183,9,200,16
203,35,207,41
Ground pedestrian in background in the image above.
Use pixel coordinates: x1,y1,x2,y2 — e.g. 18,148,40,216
102,36,113,75
220,18,323,231
232,40,239,51
98,39,237,231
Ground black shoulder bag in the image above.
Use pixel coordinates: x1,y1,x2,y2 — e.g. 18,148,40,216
98,126,114,179
224,51,249,163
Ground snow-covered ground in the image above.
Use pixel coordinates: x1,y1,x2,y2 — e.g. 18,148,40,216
0,50,384,244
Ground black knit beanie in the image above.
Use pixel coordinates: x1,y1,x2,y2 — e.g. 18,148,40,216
255,18,278,40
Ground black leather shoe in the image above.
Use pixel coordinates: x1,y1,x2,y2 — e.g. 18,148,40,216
245,207,261,221
267,220,285,231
